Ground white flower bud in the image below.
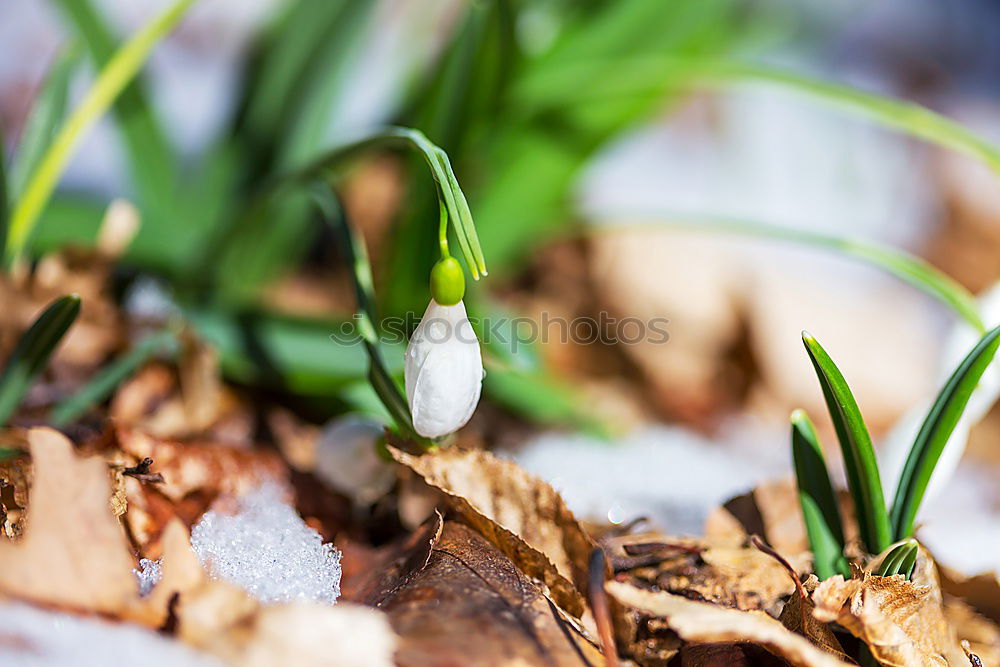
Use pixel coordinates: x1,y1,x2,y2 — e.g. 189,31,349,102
314,415,395,506
405,299,483,438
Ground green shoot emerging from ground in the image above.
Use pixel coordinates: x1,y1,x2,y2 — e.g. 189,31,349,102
794,325,1000,579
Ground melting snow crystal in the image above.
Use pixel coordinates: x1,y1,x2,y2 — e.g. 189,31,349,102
132,558,162,597
191,485,341,604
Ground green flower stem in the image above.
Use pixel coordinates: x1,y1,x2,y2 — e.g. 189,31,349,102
282,126,487,279
438,199,451,259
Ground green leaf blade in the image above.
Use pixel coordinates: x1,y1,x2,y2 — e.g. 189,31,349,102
802,331,892,555
890,325,1000,540
790,409,849,580
5,0,194,265
610,217,984,333
0,294,82,425
10,46,79,198
50,328,176,427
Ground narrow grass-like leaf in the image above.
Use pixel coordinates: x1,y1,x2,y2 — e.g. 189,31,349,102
890,325,1000,540
50,328,176,427
0,295,81,425
5,0,194,264
600,217,985,333
790,409,849,580
802,332,892,555
311,186,420,442
10,46,79,198
52,0,177,217
515,58,1000,178
0,124,8,259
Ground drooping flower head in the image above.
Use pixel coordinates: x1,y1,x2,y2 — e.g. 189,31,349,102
404,257,483,438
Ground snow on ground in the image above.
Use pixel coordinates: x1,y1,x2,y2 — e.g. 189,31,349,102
190,485,342,605
508,420,789,536
0,603,221,667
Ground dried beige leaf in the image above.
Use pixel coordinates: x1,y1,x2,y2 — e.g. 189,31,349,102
0,428,137,613
212,603,398,667
389,446,594,618
705,479,858,558
125,518,206,626
178,576,397,666
779,577,850,664
943,596,1000,666
604,533,805,614
607,581,852,667
811,550,966,667
97,199,140,258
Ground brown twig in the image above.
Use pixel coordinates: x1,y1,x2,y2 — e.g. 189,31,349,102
122,457,165,484
588,547,619,667
750,534,807,599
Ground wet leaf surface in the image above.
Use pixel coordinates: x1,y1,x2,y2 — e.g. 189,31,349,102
375,520,603,666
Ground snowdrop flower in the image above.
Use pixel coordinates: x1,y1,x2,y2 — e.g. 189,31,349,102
405,257,483,438
314,415,395,505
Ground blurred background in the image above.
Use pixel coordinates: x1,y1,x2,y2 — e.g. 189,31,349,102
4,0,1000,574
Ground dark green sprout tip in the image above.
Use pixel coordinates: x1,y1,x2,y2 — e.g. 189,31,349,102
875,539,919,579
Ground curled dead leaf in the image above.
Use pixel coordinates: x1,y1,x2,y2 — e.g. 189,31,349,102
812,548,965,666
388,446,595,619
607,581,852,667
604,533,804,615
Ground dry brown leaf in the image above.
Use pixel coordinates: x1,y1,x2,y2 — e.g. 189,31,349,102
389,446,594,619
812,549,965,667
778,577,849,664
942,596,1000,666
607,581,852,667
208,602,398,667
116,427,287,504
125,518,206,626
604,533,804,615
110,359,251,442
0,428,137,613
343,512,443,605
375,520,603,666
0,447,30,539
939,565,1000,623
267,407,320,471
705,480,858,558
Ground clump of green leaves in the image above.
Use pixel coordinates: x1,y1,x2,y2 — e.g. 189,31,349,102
793,326,1000,579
